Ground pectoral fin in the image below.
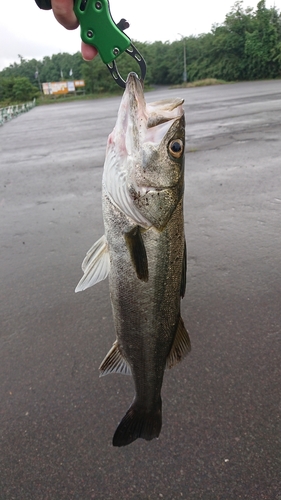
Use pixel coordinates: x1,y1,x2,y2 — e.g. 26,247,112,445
99,341,132,376
124,226,148,282
166,316,191,369
75,235,110,292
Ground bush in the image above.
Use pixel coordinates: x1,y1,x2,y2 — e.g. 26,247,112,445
0,76,39,104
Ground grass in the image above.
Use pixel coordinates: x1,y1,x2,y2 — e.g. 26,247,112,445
0,92,123,108
172,78,229,88
36,90,123,106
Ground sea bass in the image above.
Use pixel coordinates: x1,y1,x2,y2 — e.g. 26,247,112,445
76,72,190,447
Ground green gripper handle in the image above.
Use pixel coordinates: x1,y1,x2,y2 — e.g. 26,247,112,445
74,0,131,65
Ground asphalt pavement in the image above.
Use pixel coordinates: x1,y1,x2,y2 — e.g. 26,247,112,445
0,80,280,499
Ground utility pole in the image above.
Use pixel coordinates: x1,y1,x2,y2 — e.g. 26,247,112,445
35,68,43,94
178,33,187,83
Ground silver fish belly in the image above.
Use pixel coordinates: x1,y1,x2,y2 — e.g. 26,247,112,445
76,73,190,447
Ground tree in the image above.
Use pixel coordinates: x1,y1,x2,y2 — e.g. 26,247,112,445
11,77,39,101
0,78,15,102
245,0,281,78
0,76,39,103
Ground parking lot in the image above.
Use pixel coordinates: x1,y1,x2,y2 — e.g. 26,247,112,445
0,80,280,499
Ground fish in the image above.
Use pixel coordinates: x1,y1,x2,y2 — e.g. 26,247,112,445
75,72,190,447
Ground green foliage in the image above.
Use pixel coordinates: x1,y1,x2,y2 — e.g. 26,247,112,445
1,0,281,98
11,77,39,101
245,0,281,78
0,76,39,103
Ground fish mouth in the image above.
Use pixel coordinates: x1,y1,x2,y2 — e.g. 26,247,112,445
122,72,184,150
125,72,147,126
125,72,184,128
125,72,145,100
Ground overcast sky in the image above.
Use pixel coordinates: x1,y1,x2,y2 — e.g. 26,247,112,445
1,0,280,70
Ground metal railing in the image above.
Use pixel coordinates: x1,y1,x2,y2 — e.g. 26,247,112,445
0,99,36,126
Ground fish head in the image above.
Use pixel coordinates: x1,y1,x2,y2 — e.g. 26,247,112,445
104,72,185,230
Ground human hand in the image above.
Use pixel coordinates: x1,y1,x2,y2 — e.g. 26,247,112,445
36,0,98,60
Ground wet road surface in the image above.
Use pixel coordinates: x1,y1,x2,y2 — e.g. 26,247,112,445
0,80,280,499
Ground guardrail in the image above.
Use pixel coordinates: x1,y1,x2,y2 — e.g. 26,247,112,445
0,99,36,126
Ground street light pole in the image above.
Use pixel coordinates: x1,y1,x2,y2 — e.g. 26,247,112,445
178,33,187,83
35,68,43,94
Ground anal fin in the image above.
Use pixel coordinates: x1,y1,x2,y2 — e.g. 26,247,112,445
99,341,132,377
166,316,191,369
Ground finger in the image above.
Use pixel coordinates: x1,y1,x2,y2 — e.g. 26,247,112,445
81,41,98,61
51,0,79,30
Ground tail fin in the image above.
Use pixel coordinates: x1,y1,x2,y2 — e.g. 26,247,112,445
113,399,162,447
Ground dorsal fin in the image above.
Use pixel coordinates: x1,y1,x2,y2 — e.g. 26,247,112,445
75,235,110,292
166,316,191,369
99,341,132,377
124,226,148,282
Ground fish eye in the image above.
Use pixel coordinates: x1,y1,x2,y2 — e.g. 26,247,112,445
168,139,184,158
